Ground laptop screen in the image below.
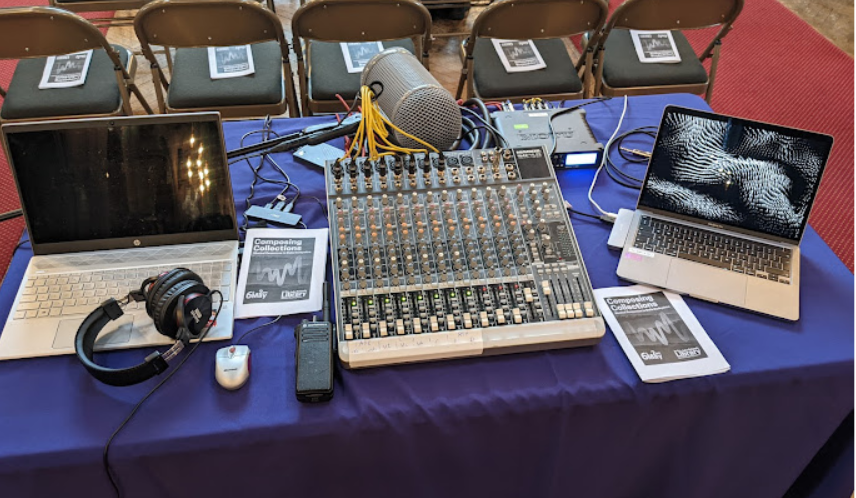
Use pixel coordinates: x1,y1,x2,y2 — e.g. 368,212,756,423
638,107,833,243
4,114,236,254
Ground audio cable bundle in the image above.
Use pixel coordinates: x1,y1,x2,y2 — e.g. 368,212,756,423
342,84,440,161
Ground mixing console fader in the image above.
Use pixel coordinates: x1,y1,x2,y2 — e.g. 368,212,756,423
326,146,605,368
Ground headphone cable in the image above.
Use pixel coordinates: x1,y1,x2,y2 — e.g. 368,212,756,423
103,291,224,498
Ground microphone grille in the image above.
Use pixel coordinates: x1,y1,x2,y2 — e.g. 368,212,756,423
362,48,461,151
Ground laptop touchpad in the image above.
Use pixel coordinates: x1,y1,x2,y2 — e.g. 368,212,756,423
52,314,136,350
666,259,748,306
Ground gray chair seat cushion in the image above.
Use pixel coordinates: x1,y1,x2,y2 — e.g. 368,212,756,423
1,45,130,120
601,30,708,88
168,41,283,109
472,38,582,99
307,39,415,102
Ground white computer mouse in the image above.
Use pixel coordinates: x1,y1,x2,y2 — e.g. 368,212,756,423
215,345,251,390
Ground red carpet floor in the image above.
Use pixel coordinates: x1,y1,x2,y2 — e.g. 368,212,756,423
0,1,113,284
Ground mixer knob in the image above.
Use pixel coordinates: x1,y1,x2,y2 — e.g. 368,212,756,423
454,262,463,270
396,193,404,205
438,261,447,271
348,161,359,178
358,269,366,278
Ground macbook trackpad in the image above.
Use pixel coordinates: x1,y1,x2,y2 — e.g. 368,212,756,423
52,314,136,350
666,259,748,306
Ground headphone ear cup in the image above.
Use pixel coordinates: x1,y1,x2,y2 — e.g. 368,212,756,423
145,268,202,319
179,293,214,336
152,280,210,339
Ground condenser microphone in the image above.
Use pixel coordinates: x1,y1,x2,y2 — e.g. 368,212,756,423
361,48,461,151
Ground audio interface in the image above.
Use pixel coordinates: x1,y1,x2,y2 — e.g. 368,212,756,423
325,147,605,368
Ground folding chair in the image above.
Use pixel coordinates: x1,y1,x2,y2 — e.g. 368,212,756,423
0,6,150,123
592,0,743,103
292,0,432,115
134,0,299,119
456,0,609,102
48,0,275,28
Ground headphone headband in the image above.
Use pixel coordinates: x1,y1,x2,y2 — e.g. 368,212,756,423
74,269,213,387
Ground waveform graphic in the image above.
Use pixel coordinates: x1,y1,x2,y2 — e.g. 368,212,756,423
53,60,83,75
218,48,247,64
629,312,691,346
253,256,306,286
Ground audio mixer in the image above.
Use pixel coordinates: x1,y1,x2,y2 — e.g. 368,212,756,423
325,147,605,368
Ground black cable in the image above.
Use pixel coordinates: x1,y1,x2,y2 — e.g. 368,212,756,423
461,99,491,149
103,291,224,498
451,116,479,150
236,315,283,343
15,237,29,252
0,209,23,223
565,205,615,224
235,117,300,234
602,126,657,189
549,98,611,156
459,106,509,148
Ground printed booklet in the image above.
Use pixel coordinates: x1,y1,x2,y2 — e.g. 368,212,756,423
235,228,328,318
208,45,255,79
491,39,547,73
39,51,93,89
629,30,682,64
341,42,384,73
593,285,730,382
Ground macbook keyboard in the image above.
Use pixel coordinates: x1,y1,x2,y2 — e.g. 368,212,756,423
13,262,232,320
633,216,792,284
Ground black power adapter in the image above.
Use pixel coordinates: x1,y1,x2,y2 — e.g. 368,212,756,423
294,282,334,403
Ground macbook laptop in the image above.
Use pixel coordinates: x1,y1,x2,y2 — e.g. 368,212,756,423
0,113,239,360
617,106,833,321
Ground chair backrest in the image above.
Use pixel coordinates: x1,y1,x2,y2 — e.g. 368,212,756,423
291,0,432,51
0,7,118,62
470,0,608,42
134,0,289,63
605,0,743,32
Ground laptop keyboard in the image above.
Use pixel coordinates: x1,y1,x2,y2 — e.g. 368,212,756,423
633,216,793,284
12,262,232,320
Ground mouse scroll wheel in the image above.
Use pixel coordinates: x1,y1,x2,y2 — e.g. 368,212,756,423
229,346,236,357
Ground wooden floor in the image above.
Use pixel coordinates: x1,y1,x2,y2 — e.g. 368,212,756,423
106,0,853,116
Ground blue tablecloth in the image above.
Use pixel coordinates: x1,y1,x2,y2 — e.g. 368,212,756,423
0,94,852,498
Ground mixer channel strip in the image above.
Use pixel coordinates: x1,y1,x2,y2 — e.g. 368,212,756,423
326,147,605,368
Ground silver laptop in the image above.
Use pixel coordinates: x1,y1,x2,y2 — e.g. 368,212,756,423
617,106,833,321
0,113,239,360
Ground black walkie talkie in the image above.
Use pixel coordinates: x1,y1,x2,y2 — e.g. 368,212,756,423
294,282,334,403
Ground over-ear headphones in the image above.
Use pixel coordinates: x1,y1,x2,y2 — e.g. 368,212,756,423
75,268,217,387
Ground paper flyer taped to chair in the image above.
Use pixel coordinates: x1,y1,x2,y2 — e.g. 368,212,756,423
208,45,255,79
235,228,328,318
39,51,93,89
630,30,682,63
593,285,729,382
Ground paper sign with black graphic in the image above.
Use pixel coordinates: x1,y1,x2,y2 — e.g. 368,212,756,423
208,45,255,79
594,285,729,382
630,30,682,63
491,39,547,73
341,42,384,73
39,51,93,89
235,228,328,318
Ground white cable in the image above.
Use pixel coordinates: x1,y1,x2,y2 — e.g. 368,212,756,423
588,95,628,219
